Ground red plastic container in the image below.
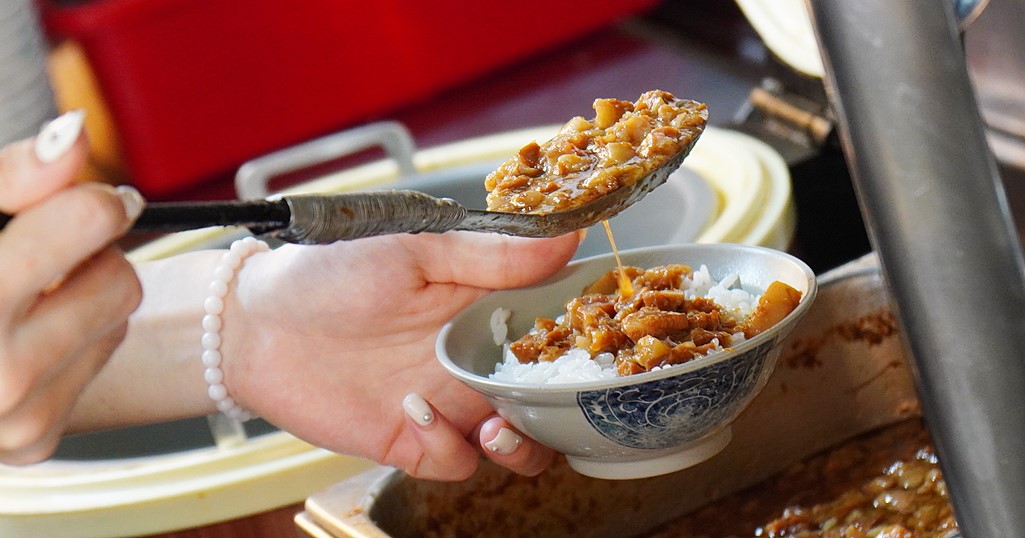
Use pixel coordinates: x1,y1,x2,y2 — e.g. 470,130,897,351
40,0,657,197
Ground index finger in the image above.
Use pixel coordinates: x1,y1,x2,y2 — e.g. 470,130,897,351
0,111,88,214
0,183,141,318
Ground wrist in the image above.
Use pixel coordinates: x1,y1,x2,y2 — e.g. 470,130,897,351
201,237,269,421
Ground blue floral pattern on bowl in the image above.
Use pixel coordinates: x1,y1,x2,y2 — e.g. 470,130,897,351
577,344,773,450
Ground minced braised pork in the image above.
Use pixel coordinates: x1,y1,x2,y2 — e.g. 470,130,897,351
484,90,708,214
507,264,801,376
647,420,959,538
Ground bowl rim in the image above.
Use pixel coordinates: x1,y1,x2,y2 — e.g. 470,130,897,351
436,243,818,395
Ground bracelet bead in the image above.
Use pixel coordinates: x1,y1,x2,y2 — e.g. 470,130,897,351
201,237,269,422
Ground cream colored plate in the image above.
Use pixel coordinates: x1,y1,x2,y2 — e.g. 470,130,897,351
0,434,373,538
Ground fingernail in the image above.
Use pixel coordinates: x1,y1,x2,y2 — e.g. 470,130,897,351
484,427,522,455
577,229,588,245
35,110,86,163
115,185,145,222
42,273,67,294
402,393,434,427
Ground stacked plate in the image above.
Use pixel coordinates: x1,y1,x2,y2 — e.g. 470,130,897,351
0,0,58,146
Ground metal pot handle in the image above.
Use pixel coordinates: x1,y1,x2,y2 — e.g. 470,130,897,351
234,121,417,200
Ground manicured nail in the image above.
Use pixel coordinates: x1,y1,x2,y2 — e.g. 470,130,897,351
115,185,145,222
484,427,522,455
35,110,86,163
402,393,434,427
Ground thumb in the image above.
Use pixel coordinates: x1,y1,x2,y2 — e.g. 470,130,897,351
0,110,88,213
400,230,585,290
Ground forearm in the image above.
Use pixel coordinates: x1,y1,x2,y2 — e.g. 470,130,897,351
68,250,225,432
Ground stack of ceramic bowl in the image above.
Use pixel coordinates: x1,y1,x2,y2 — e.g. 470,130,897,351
0,0,58,146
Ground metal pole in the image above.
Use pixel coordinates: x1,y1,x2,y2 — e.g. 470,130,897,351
807,1,1025,536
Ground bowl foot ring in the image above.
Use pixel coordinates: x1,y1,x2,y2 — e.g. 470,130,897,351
565,427,732,480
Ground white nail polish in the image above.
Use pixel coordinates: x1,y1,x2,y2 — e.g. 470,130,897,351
34,110,86,163
484,428,522,455
115,185,146,221
402,393,434,427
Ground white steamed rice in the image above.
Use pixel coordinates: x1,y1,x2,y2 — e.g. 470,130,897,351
490,265,757,384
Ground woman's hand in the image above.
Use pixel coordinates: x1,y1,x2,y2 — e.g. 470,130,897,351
0,112,144,464
226,230,581,480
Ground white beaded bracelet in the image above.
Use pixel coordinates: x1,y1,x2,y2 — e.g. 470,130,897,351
201,237,269,421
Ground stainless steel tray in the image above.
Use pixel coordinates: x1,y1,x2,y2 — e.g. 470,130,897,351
296,253,923,537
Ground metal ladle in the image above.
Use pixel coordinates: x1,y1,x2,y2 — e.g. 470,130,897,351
0,133,701,244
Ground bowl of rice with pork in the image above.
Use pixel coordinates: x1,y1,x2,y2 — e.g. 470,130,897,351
436,243,816,479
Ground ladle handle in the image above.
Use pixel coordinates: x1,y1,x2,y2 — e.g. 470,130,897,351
0,199,292,234
273,190,468,244
0,191,472,244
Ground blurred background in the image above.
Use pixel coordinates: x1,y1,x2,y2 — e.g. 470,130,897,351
7,0,855,269
7,0,1023,272
3,0,1025,536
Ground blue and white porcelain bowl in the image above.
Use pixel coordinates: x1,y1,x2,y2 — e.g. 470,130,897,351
437,243,816,480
